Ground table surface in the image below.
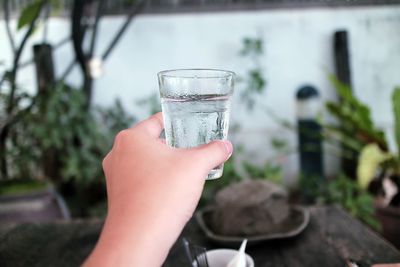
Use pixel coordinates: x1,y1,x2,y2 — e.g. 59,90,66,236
0,205,399,267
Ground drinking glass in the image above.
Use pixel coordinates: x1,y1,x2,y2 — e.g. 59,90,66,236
158,69,235,180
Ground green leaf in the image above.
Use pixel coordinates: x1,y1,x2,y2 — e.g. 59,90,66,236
320,174,380,230
392,87,400,159
240,37,263,56
323,124,364,152
248,69,266,92
243,161,265,178
357,144,392,189
271,137,288,151
50,0,62,15
328,75,374,130
325,77,388,150
17,0,42,30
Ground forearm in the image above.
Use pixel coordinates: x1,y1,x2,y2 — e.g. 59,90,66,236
84,205,184,267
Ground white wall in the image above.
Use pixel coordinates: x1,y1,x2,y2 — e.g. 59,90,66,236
1,5,400,186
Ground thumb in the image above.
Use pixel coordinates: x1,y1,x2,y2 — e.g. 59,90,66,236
189,140,233,170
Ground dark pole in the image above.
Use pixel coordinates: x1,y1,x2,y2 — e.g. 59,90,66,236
333,30,356,178
33,44,60,180
33,44,55,93
71,0,92,109
334,30,352,86
297,85,324,203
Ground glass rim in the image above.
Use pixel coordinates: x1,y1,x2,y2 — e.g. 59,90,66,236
158,68,235,79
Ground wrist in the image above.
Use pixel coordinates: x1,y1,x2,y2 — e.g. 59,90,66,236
84,202,182,267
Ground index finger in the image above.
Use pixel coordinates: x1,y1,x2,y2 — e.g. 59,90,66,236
133,112,164,138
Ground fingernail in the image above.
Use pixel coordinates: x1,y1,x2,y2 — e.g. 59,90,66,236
222,140,233,155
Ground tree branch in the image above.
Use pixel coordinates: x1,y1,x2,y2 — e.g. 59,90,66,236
42,2,51,43
58,59,76,83
101,0,146,61
71,0,87,75
0,95,38,137
0,72,8,91
53,35,72,49
89,0,105,57
7,0,45,114
3,0,16,53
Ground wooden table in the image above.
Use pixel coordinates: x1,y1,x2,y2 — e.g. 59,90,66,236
0,206,399,267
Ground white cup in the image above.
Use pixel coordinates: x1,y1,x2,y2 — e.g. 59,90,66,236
195,249,255,267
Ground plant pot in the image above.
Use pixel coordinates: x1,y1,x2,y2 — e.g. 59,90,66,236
0,180,70,224
375,203,400,249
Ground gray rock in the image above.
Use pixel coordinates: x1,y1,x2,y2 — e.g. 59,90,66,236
211,180,290,236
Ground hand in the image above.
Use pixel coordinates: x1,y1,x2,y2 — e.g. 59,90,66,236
84,112,233,267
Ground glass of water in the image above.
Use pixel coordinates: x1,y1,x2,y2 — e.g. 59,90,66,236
158,69,235,180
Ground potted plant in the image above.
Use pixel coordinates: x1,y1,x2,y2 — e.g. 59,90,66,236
1,0,140,220
356,88,400,247
325,78,400,247
0,0,67,222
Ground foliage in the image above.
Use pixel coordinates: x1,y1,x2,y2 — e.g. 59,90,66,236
21,84,134,216
4,82,134,186
97,99,136,141
325,76,387,154
1,0,45,179
241,136,291,184
357,144,392,190
15,84,95,183
5,83,134,216
299,173,322,203
323,175,380,230
0,78,37,179
238,36,267,110
326,77,400,207
17,0,43,30
1,0,140,217
243,161,282,184
0,180,48,196
1,0,137,182
300,174,380,230
240,38,263,56
49,0,63,15
44,84,132,184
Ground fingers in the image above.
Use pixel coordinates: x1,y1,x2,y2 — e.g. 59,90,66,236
134,112,164,138
187,140,233,170
102,152,112,171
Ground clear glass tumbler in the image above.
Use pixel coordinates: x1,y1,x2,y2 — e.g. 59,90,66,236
158,69,235,180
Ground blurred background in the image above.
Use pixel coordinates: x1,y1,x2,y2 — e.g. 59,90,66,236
1,0,400,248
